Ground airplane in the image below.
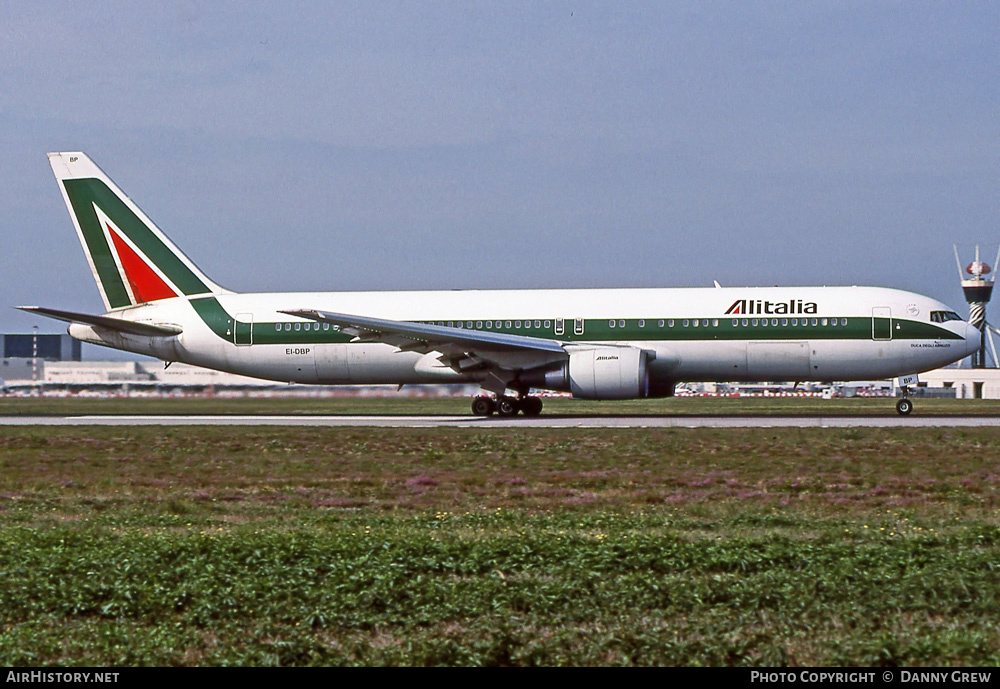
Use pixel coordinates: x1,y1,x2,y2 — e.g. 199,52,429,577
18,152,981,416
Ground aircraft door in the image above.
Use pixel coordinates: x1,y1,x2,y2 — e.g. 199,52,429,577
872,307,892,341
235,313,253,346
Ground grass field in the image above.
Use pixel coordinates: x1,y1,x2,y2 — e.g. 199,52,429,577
1,423,999,666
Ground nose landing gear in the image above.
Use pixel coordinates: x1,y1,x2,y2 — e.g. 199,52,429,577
895,375,919,416
896,386,913,415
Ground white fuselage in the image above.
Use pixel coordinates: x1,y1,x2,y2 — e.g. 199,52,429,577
66,285,979,394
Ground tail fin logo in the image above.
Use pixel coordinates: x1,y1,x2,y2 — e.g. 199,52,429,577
94,205,179,305
51,153,226,311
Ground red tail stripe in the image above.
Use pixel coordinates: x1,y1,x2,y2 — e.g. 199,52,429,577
107,224,178,303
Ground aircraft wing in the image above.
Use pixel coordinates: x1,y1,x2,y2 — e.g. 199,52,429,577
280,308,568,385
16,306,183,337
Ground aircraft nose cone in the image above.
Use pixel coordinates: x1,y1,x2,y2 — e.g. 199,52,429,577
965,322,983,357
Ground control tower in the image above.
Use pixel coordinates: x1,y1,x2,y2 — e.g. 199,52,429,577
954,244,1000,368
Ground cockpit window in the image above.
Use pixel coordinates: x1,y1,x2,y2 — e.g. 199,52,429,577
930,311,962,323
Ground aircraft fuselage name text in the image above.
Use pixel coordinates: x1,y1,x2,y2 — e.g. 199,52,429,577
725,299,818,316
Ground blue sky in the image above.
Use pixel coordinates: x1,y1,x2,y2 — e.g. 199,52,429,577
2,2,998,341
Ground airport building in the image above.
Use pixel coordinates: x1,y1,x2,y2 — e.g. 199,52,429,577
919,368,1000,400
1,333,81,361
1,333,81,384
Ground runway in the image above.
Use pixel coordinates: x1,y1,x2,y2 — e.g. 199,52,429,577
3,414,999,428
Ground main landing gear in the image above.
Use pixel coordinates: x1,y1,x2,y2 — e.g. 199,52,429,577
471,394,543,417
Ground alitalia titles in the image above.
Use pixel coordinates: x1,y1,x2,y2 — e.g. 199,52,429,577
725,299,818,316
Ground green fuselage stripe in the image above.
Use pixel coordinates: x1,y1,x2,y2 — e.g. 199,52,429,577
190,298,961,346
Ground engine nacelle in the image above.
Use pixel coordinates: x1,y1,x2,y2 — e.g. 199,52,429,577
570,347,650,399
527,347,651,399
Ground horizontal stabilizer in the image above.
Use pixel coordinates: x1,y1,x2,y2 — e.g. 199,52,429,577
17,306,183,337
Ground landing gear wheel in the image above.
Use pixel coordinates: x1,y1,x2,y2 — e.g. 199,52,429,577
472,396,496,416
496,396,520,417
896,398,913,415
520,396,543,416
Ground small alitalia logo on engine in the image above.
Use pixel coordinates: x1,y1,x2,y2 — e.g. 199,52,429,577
725,299,818,315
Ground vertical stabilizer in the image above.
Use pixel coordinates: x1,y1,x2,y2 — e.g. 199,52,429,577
48,152,228,311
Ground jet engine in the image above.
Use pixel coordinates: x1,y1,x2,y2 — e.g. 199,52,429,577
524,346,653,399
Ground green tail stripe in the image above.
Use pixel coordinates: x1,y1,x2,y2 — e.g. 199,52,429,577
63,178,211,307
